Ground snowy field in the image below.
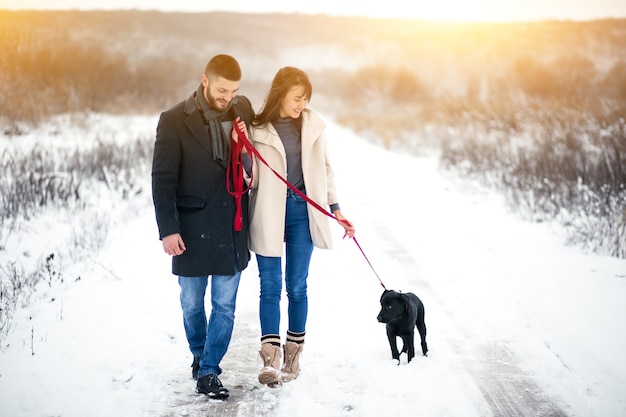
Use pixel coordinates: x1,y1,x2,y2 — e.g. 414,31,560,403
0,113,625,417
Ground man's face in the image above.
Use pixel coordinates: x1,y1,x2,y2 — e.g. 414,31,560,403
202,74,239,111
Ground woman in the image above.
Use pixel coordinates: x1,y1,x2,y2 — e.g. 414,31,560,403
236,67,355,387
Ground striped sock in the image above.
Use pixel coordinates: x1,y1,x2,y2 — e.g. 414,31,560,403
261,334,281,347
286,330,305,345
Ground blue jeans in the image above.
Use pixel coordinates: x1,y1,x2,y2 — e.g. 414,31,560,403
257,190,314,336
178,273,241,377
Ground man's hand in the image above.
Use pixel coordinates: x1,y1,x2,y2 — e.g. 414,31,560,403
162,233,186,256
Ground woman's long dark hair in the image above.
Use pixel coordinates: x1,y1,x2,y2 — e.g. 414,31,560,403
253,67,313,127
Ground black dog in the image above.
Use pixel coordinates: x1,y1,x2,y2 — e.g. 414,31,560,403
377,289,428,363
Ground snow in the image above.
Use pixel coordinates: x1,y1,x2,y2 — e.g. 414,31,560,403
0,114,625,417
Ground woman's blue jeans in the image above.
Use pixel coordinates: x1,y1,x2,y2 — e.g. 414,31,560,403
178,272,241,377
257,190,314,336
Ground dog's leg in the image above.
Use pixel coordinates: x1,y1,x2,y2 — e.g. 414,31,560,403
416,313,428,357
386,327,400,363
404,332,415,363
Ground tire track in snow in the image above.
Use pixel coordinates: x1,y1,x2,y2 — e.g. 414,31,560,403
452,341,568,417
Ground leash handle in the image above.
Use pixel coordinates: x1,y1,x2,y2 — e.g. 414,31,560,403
233,122,386,289
226,125,252,231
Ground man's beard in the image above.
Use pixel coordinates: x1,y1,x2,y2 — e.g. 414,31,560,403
206,91,228,111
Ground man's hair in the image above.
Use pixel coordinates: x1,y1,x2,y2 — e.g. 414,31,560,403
204,54,242,81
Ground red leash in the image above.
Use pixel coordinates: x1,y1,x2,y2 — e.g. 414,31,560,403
231,122,387,290
226,128,252,231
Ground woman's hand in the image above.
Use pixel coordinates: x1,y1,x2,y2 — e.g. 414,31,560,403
333,210,355,239
231,117,249,143
231,117,250,154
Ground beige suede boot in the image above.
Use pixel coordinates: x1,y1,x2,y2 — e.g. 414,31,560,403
258,343,282,387
280,342,304,383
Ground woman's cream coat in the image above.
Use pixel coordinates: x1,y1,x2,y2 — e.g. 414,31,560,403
248,109,338,257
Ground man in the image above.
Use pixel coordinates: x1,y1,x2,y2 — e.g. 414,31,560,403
152,54,254,400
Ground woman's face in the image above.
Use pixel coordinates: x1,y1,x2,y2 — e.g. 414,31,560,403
279,85,309,119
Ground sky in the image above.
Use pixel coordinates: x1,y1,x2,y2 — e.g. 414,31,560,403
0,0,625,22
0,113,624,417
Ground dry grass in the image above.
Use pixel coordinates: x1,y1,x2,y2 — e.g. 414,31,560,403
0,10,624,260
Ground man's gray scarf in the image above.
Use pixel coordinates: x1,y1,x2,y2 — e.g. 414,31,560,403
195,84,232,161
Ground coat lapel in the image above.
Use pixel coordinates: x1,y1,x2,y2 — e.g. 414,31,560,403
254,124,286,158
183,94,213,156
300,109,324,155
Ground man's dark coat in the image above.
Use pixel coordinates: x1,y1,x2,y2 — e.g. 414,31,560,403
152,93,254,276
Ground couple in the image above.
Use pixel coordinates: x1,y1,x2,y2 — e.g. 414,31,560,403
151,54,355,400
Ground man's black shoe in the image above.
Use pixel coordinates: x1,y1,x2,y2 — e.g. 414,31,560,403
196,374,229,400
191,357,200,380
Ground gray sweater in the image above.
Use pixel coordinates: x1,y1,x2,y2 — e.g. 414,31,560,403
272,117,305,190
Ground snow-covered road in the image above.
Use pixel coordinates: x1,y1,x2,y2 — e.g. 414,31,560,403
0,115,624,416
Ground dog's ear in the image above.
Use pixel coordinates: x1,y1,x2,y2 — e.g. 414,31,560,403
400,293,410,308
401,293,418,315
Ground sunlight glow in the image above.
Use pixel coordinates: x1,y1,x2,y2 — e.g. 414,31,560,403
391,1,495,21
0,0,625,22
